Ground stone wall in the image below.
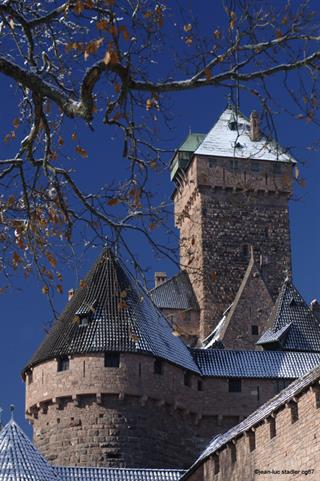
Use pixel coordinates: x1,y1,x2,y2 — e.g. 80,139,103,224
189,383,320,481
174,155,292,339
26,352,292,468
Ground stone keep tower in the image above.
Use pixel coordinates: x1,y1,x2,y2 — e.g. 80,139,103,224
171,107,295,339
23,249,201,469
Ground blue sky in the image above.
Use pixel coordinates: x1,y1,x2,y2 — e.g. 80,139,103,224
0,1,320,434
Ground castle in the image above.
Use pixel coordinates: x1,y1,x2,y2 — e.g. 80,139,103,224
1,105,320,481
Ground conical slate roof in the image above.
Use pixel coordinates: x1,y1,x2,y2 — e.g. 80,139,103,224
257,278,320,352
0,419,59,481
24,249,199,373
195,107,296,163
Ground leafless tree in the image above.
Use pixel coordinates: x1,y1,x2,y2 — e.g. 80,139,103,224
0,0,319,296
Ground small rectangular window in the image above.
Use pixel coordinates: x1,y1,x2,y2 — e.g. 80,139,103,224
184,371,192,387
273,163,281,174
229,378,242,393
57,356,69,372
154,358,163,375
104,352,120,368
230,159,239,171
197,380,203,391
208,159,215,168
251,325,259,336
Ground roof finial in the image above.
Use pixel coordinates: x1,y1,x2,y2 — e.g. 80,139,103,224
10,404,15,420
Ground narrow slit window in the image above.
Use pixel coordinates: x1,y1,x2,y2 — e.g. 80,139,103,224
290,402,299,424
184,371,192,387
251,325,259,336
213,454,220,474
154,358,163,375
269,417,276,439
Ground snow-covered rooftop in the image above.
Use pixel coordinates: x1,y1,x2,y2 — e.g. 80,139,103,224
195,107,296,163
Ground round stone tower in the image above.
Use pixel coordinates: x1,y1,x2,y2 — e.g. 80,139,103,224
23,249,202,469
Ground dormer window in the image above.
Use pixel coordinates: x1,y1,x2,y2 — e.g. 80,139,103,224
229,120,238,131
79,314,91,327
290,297,297,306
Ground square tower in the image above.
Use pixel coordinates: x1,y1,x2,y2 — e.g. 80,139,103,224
171,107,294,340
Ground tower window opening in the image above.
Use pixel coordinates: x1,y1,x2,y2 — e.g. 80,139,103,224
184,371,192,387
228,378,242,393
230,159,239,171
57,356,69,372
208,159,215,168
251,161,260,172
104,352,120,368
197,380,203,391
273,163,281,174
154,358,163,375
251,325,259,336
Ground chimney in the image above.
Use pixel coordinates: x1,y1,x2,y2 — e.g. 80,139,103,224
310,299,320,320
68,288,75,301
154,272,167,288
250,110,260,141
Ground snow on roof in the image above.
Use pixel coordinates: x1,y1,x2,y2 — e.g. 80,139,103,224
195,108,296,163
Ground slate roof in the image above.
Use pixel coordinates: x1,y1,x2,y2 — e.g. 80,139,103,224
0,419,59,481
191,349,320,378
56,467,185,481
24,249,199,374
257,278,320,352
195,107,296,163
149,271,199,311
183,362,320,478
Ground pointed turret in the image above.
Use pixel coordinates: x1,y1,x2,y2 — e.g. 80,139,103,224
0,419,59,481
24,248,198,373
257,278,320,352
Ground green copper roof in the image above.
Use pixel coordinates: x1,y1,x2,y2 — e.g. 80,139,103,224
170,133,206,181
178,133,206,152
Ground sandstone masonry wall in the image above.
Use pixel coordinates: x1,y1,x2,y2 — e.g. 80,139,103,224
190,384,320,481
174,155,292,339
26,352,292,468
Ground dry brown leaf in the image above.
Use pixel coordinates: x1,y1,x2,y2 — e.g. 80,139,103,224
107,198,120,206
96,19,108,30
103,51,111,65
75,145,88,158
